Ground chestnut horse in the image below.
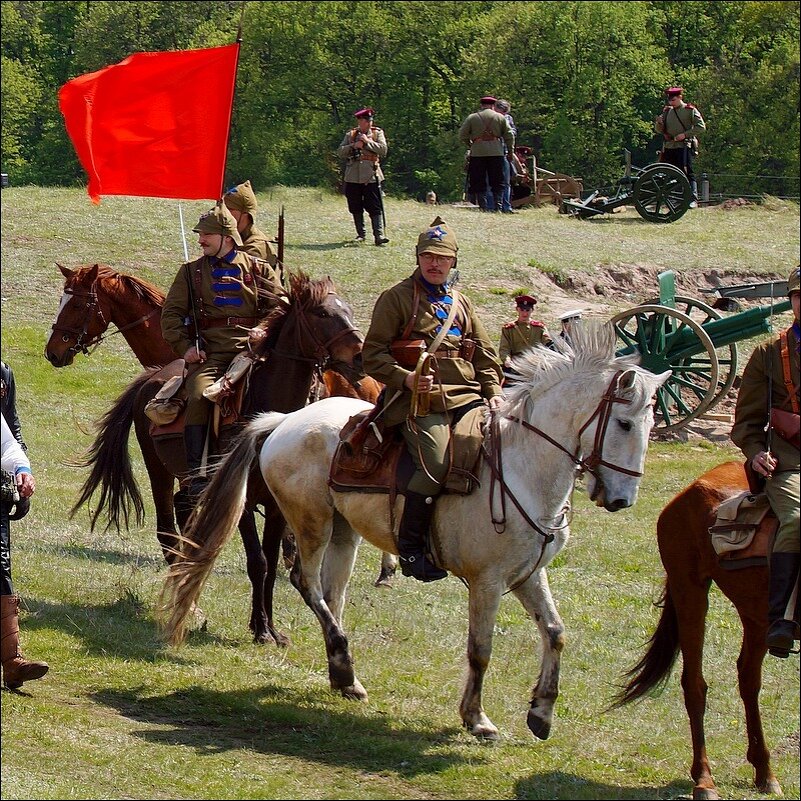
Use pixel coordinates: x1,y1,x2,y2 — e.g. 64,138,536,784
70,272,365,645
614,461,795,800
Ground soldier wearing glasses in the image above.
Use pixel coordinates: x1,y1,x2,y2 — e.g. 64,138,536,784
363,217,502,582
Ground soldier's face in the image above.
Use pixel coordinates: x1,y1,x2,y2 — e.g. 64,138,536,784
791,292,800,323
517,306,532,322
357,118,372,133
198,232,226,257
418,252,455,285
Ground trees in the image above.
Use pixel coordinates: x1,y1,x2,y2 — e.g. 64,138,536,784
1,0,798,199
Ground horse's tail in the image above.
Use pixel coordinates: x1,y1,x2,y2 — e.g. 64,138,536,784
69,369,157,531
610,579,680,708
159,411,288,647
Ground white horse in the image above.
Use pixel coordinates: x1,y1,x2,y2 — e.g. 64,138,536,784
162,323,669,741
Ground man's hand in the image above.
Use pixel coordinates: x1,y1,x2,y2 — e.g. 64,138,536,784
675,132,686,141
16,472,35,498
488,396,502,411
404,371,433,393
751,450,777,478
183,345,206,364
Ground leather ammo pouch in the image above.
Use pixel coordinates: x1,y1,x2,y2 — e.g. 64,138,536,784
335,407,396,478
390,339,426,369
770,407,800,449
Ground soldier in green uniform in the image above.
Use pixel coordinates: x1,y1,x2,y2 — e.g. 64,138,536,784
731,265,800,658
161,201,282,496
498,294,554,368
459,95,515,212
223,180,278,266
337,107,389,246
362,216,503,582
654,86,706,207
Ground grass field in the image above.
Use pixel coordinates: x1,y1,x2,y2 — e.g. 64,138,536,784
0,186,799,800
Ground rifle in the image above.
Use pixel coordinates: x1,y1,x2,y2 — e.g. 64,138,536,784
184,262,202,355
277,205,286,288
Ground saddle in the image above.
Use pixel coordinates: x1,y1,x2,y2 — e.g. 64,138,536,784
709,491,779,571
328,404,486,499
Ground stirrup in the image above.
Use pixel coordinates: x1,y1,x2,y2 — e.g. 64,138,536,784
399,554,447,582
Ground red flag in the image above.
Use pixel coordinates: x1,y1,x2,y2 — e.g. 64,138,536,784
58,44,239,204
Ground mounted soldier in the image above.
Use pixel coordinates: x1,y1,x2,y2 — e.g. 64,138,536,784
337,107,389,246
223,179,278,266
362,216,503,581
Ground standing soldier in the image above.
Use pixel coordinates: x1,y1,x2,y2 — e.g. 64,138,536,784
498,294,554,369
337,107,389,246
223,180,278,266
161,201,282,499
655,86,706,208
459,95,515,212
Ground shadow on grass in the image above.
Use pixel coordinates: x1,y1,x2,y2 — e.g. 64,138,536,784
92,683,476,777
58,543,164,568
291,241,351,251
21,597,235,662
514,771,690,800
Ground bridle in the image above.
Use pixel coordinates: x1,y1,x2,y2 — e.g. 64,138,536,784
482,370,642,590
50,280,158,358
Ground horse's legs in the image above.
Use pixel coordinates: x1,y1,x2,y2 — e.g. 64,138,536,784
671,577,718,801
720,578,781,796
513,568,565,741
258,498,290,648
459,578,502,740
237,507,273,645
374,551,397,588
321,512,361,624
286,515,367,701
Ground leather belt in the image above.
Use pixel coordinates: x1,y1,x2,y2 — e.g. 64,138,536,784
435,347,461,358
200,316,259,330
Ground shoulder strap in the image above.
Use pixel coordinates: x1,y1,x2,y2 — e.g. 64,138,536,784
401,281,422,340
779,330,800,413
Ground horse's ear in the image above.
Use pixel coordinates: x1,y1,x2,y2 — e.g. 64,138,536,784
87,264,101,279
57,263,73,278
651,369,671,389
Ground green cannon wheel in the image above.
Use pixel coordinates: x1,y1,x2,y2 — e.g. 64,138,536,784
632,163,692,223
612,304,720,433
644,294,738,413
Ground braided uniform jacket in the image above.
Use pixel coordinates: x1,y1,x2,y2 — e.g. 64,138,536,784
162,251,281,359
363,269,502,427
655,103,706,150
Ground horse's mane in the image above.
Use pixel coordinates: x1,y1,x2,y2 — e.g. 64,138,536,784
250,270,338,358
72,264,166,307
501,321,645,415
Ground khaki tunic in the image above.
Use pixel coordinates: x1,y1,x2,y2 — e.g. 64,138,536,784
337,126,387,184
239,222,277,267
459,108,515,157
655,103,706,150
731,327,800,553
363,269,502,427
498,320,553,363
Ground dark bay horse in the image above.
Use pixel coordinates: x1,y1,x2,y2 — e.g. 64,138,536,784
614,461,793,800
70,272,364,645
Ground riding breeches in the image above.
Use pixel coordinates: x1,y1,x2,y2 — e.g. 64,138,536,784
344,182,382,217
184,352,239,426
766,469,801,553
402,413,451,496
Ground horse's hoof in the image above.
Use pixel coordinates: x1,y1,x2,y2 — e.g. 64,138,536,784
757,778,782,796
190,603,207,631
374,575,394,588
463,713,499,741
526,710,551,741
692,786,721,800
272,630,290,648
339,679,368,701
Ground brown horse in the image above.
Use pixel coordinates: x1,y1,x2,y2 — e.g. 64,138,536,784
70,272,365,645
46,264,174,368
614,461,792,800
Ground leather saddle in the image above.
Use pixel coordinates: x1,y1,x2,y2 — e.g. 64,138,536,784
709,491,779,571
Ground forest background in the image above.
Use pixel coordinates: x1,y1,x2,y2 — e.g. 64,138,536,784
1,0,800,202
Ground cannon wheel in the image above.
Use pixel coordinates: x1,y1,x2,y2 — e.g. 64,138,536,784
644,294,739,411
632,163,692,223
611,304,719,433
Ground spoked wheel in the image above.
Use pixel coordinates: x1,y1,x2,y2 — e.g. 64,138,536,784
612,304,720,433
644,294,738,411
632,163,692,223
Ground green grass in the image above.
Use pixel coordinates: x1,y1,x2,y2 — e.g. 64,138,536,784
1,186,799,800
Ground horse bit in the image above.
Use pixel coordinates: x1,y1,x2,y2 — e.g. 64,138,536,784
483,369,642,590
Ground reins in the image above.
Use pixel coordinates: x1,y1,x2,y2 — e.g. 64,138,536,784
482,369,641,593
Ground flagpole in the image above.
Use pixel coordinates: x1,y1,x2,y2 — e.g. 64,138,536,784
219,2,247,199
178,203,190,261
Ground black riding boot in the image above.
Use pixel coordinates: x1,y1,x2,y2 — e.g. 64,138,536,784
397,491,447,582
767,551,800,658
370,213,389,246
352,214,366,242
183,424,209,500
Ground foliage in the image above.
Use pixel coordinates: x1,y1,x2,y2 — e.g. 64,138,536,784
0,1,799,199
